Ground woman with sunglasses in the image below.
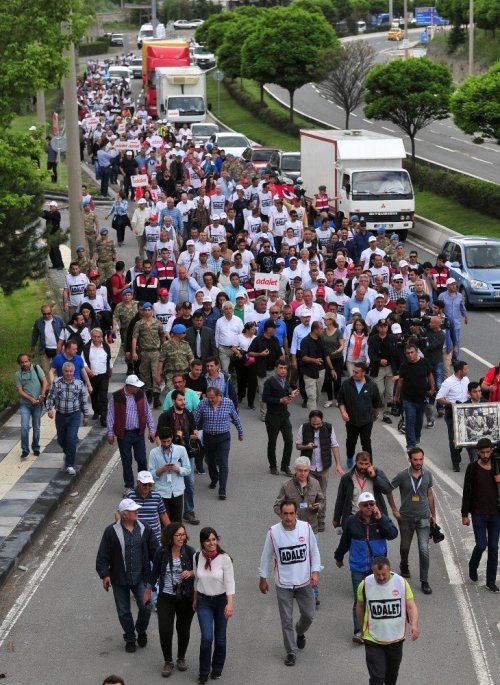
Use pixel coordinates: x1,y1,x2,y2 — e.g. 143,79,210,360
194,527,235,684
145,522,196,678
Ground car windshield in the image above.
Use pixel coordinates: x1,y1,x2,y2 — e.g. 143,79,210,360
464,245,500,269
351,170,413,200
252,150,275,162
193,125,217,135
167,96,205,116
218,136,247,147
282,156,300,172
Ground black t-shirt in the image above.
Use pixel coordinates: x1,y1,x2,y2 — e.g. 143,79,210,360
256,251,277,273
399,358,430,401
248,334,282,376
300,335,326,379
184,374,207,396
473,466,498,515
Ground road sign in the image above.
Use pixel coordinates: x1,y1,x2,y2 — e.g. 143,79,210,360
51,136,66,152
212,69,224,82
402,39,410,49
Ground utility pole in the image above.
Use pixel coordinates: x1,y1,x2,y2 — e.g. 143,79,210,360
469,0,474,76
36,90,45,126
151,0,158,35
62,42,84,254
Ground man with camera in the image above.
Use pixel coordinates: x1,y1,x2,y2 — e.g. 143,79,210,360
387,447,436,595
461,437,500,593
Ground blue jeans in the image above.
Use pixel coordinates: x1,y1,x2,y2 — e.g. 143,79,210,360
112,581,151,643
402,398,425,448
184,457,196,514
117,430,147,488
470,513,500,585
55,411,81,467
20,402,42,455
204,432,231,496
351,570,370,633
197,593,228,677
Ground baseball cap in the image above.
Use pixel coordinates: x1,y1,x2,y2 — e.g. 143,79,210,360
316,287,325,297
99,227,108,234
273,194,281,201
118,498,142,512
202,296,212,303
137,471,154,484
235,292,246,300
88,270,100,278
393,274,403,281
141,302,153,309
391,323,402,334
49,201,58,207
358,492,375,505
158,288,169,296
377,318,389,326
172,323,187,334
399,260,409,268
359,220,367,227
276,257,285,264
296,306,312,317
350,214,359,221
375,293,385,300
211,214,220,221
368,235,377,242
221,259,231,265
137,197,147,204
186,240,195,246
236,184,244,190
446,277,456,285
181,301,192,308
219,212,227,219
323,312,336,320
125,374,144,388
396,242,404,248
199,249,210,254
289,256,298,262
351,307,361,315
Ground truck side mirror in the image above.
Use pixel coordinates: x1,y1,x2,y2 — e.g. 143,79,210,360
345,182,350,198
160,103,165,113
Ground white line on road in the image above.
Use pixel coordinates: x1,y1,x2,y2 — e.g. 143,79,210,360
381,126,396,133
435,144,456,152
486,313,500,324
461,347,491,368
351,112,358,117
362,118,374,125
0,451,120,647
470,156,493,165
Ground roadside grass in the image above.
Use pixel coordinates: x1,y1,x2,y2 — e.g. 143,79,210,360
415,190,500,236
0,281,57,411
240,79,319,132
430,29,500,70
214,77,499,235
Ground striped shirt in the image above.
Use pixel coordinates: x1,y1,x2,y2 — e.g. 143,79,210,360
46,377,89,416
193,397,243,437
124,488,166,542
106,390,155,437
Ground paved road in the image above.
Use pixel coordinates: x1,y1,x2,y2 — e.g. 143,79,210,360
266,31,500,184
1,225,499,682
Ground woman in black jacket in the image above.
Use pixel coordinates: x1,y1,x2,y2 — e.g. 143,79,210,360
144,522,196,678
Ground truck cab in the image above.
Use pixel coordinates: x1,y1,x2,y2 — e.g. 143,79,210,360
156,66,206,123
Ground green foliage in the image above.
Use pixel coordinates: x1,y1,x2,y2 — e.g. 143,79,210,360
364,57,453,161
79,40,110,56
215,8,261,81
291,0,339,25
408,160,500,220
0,132,48,295
241,6,337,121
194,11,236,51
475,0,500,32
451,63,500,143
160,0,222,23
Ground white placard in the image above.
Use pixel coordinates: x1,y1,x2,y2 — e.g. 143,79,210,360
114,140,129,151
167,109,180,120
149,135,164,148
254,273,279,290
117,123,127,134
126,139,142,151
131,174,149,188
84,117,99,127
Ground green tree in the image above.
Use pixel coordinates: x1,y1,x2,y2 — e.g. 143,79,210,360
194,11,236,51
0,133,48,295
364,57,453,164
291,0,339,25
436,0,468,51
216,9,261,82
451,63,500,144
321,41,375,128
475,0,500,33
241,6,337,120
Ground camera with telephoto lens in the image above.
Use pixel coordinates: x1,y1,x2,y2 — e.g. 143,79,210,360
429,519,445,544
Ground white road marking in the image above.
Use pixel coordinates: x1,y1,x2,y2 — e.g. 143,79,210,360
383,429,496,683
435,144,455,152
363,118,374,125
485,313,500,324
381,126,396,133
461,347,491,368
351,112,358,117
0,451,120,647
470,156,493,165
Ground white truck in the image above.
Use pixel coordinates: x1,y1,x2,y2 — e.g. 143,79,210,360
300,129,415,239
155,66,206,124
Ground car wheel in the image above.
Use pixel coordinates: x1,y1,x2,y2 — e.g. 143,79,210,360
459,285,471,309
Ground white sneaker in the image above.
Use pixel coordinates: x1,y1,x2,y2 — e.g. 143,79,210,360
66,466,76,475
324,401,333,408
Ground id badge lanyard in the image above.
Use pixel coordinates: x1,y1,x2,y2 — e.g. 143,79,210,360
409,469,422,502
163,446,174,483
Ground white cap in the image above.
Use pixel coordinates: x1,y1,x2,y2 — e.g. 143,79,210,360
358,492,375,505
273,194,281,201
399,260,409,267
29,125,37,131
446,277,456,285
391,323,402,334
351,307,361,315
49,201,58,207
219,212,227,219
235,291,247,299
392,274,403,280
211,214,220,221
186,239,195,246
125,374,144,388
202,296,212,303
296,306,312,317
236,184,244,190
276,257,285,264
316,272,326,280
118,498,142,512
368,235,377,242
137,471,154,484
137,197,147,204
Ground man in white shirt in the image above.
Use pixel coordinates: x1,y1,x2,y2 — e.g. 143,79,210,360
177,239,200,275
365,294,392,330
215,301,244,373
244,206,263,239
360,236,385,271
296,290,325,324
258,182,273,219
81,282,111,313
436,360,470,471
83,327,112,426
269,196,289,246
210,185,226,216
153,289,177,333
63,262,89,316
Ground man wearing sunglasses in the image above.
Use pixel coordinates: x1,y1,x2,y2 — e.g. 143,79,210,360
334,492,398,645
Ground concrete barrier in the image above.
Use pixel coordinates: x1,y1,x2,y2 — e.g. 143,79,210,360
411,216,461,253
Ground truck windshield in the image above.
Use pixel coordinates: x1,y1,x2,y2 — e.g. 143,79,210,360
282,156,300,172
192,125,217,136
351,171,413,200
167,97,205,116
465,245,500,269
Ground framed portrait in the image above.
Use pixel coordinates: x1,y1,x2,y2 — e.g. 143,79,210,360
452,402,500,448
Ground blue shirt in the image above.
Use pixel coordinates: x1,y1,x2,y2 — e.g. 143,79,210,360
194,397,243,437
159,206,183,234
438,291,467,329
51,352,85,380
149,444,191,498
257,318,287,347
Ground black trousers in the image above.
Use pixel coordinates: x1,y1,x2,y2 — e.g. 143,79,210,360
345,421,373,460
234,360,257,407
157,593,195,662
444,407,462,466
89,373,109,420
265,413,293,470
364,640,403,685
49,244,64,269
162,494,184,524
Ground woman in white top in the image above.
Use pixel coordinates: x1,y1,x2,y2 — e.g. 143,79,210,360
344,318,369,377
232,322,257,409
194,527,235,684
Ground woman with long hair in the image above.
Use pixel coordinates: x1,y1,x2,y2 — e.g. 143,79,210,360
106,190,130,247
145,522,196,678
194,527,235,684
344,318,369,376
232,322,257,409
321,313,345,406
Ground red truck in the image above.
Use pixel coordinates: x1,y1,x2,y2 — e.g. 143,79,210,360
142,40,191,118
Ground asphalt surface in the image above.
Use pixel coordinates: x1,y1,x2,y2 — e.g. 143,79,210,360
266,31,500,184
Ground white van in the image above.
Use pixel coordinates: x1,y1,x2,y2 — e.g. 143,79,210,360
356,20,366,33
137,23,154,49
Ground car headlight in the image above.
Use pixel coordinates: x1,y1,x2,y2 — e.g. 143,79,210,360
470,279,488,289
